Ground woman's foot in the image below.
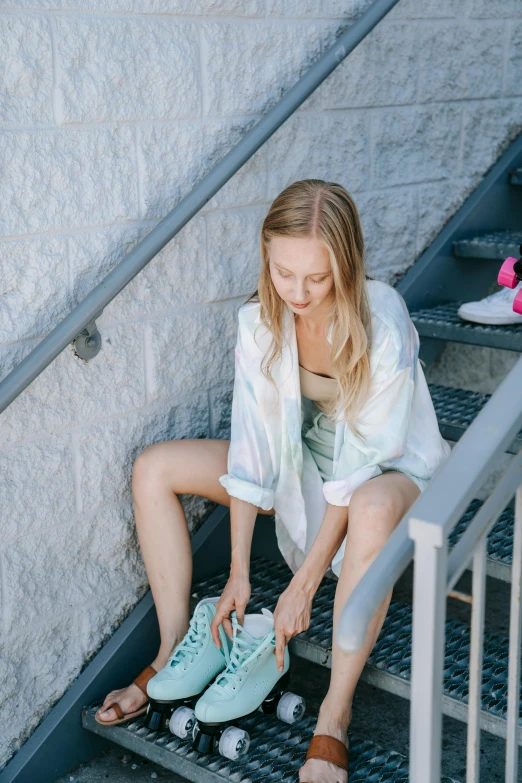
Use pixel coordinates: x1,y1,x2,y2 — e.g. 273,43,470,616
96,681,148,723
95,652,173,724
298,701,350,783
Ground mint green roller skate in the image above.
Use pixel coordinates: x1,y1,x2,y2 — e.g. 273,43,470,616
143,596,232,734
192,608,306,759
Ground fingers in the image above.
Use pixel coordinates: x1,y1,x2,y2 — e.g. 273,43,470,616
274,628,286,673
223,615,233,640
211,586,250,648
211,604,234,646
210,615,221,649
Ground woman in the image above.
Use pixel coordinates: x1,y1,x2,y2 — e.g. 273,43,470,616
96,180,450,783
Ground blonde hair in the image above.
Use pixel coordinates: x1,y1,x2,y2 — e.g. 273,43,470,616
247,179,373,437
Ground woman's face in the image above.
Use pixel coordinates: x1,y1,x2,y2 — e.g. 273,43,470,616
268,236,335,316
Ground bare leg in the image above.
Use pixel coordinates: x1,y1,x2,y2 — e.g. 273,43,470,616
134,455,193,674
97,438,274,722
298,471,421,783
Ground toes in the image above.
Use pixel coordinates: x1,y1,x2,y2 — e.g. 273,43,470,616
101,692,119,710
98,683,147,722
96,706,116,722
100,689,125,715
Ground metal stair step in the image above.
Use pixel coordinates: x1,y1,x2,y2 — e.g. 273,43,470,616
366,599,519,744
453,230,522,260
429,382,522,455
410,301,522,350
448,497,514,583
82,702,459,782
188,555,519,743
510,169,522,187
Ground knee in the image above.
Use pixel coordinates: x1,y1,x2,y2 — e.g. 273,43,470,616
349,488,402,527
132,443,171,489
346,493,402,567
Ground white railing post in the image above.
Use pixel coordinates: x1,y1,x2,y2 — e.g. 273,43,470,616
467,536,487,783
505,485,522,782
409,517,448,783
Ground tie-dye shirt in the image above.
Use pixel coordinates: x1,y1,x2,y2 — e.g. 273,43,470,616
219,279,451,578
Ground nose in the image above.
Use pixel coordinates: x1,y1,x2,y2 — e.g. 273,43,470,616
291,281,309,302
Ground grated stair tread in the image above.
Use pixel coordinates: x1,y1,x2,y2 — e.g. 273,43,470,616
453,230,522,260
448,497,514,575
82,704,459,782
410,301,522,350
429,382,522,456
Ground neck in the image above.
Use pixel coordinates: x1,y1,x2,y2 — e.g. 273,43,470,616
294,309,330,336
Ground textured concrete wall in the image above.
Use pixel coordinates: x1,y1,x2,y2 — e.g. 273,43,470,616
0,0,521,769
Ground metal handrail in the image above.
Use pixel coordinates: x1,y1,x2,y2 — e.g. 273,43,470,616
407,382,522,783
0,0,400,416
336,354,522,653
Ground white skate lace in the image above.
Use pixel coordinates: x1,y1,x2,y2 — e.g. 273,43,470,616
214,612,269,692
168,608,208,670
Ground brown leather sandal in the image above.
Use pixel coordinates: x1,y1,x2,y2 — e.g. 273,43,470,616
95,665,157,726
303,734,349,779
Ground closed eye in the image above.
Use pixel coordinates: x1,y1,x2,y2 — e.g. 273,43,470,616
278,271,328,284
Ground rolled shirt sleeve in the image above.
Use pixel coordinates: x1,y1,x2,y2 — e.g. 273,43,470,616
218,318,276,510
322,312,419,507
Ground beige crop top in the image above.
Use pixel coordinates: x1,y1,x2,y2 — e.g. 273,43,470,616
299,364,338,412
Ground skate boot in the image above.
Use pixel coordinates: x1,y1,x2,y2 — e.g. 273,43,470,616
143,596,232,733
457,280,522,325
192,608,306,759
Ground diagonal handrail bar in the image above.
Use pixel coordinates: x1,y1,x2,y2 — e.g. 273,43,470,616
0,0,400,416
336,354,522,653
447,447,522,591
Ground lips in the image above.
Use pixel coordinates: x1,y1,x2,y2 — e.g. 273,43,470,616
290,302,309,308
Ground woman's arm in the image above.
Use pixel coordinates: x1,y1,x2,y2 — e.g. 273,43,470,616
271,502,348,671
229,496,258,578
210,497,258,644
292,503,349,596
211,305,277,642
218,309,276,511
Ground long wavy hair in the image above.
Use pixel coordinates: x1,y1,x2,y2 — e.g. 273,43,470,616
246,179,373,437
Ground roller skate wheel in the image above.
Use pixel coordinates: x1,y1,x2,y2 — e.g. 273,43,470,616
218,726,251,760
514,289,522,315
276,692,306,724
498,257,519,289
169,706,196,739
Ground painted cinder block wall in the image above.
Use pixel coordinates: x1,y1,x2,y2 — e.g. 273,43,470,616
0,0,521,769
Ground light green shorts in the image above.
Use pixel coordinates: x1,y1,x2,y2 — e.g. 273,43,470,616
301,396,337,482
301,395,429,493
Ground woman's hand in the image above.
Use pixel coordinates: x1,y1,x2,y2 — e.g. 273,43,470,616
210,570,251,649
273,579,314,672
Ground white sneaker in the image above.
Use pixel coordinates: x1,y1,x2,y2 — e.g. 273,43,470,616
457,282,522,325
